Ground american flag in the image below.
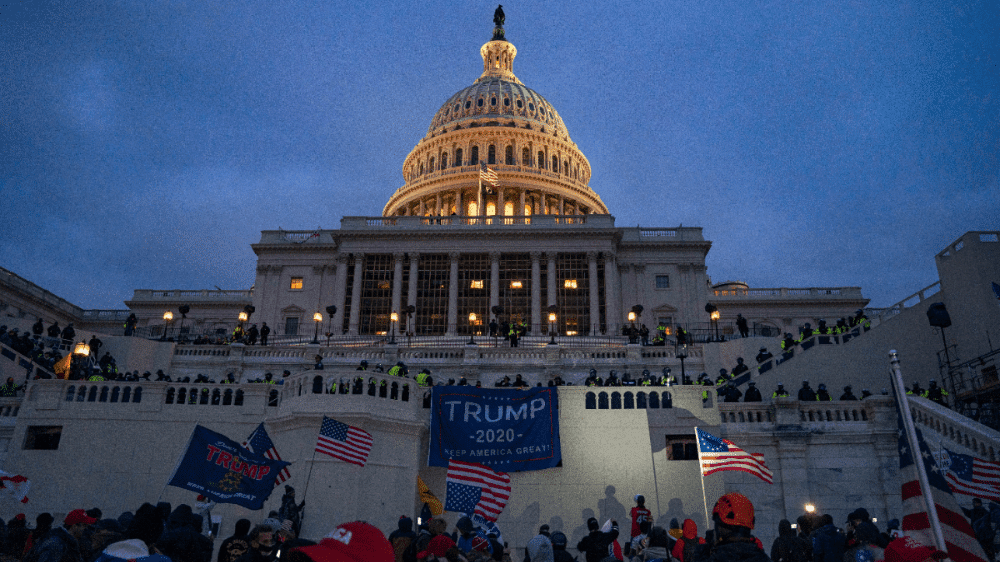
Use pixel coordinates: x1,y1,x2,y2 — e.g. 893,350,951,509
243,423,290,484
316,417,373,467
943,449,1000,503
899,411,988,562
480,162,498,188
696,428,773,484
445,460,511,522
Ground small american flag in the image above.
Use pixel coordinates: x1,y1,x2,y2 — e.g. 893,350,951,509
943,449,1000,503
480,162,498,188
696,428,773,484
316,417,373,467
445,460,511,522
243,423,290,484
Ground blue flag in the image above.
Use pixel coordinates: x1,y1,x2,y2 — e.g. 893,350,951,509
428,386,560,471
168,425,291,510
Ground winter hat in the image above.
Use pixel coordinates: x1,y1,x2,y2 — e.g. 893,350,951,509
427,518,448,536
262,518,283,532
94,538,173,562
526,535,554,562
883,536,948,562
417,535,456,560
587,517,599,531
65,509,97,526
290,522,394,562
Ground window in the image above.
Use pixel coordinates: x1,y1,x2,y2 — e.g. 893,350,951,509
284,317,299,336
471,146,479,164
24,426,62,450
552,155,559,173
488,145,496,165
505,145,514,165
655,275,670,289
455,148,463,167
290,277,303,290
522,148,530,165
470,280,484,289
665,435,698,460
537,151,544,169
564,279,578,289
441,153,447,169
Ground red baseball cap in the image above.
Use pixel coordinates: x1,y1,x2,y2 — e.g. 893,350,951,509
884,536,948,562
290,522,393,562
64,509,97,526
417,535,455,560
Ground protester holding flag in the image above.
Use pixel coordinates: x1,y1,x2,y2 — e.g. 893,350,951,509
576,517,618,562
698,493,769,562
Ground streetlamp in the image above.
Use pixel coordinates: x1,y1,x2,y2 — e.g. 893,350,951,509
468,313,477,345
548,311,558,345
325,305,337,345
804,503,816,514
161,311,174,341
178,304,190,342
627,311,637,343
705,303,720,342
675,342,688,382
73,341,91,379
389,312,398,345
312,312,322,344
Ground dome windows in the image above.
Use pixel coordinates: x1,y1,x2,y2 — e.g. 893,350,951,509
477,98,484,108
491,97,497,106
455,104,460,112
516,99,523,109
503,98,510,107
465,100,472,109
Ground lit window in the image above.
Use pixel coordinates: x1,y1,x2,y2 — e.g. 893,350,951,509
565,331,578,336
510,280,523,289
290,277,303,290
470,280,484,289
656,275,670,289
378,281,391,290
564,279,578,289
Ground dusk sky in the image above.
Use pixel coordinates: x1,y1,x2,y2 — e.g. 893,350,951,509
2,1,997,310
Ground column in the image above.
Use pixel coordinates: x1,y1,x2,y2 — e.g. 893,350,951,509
333,255,348,332
587,252,599,335
456,189,463,216
558,196,565,216
519,189,526,217
435,194,442,216
530,251,541,335
348,254,364,335
391,252,404,322
604,253,620,334
490,252,500,317
407,253,420,334
546,252,557,307
497,188,505,218
447,252,460,336
418,199,425,216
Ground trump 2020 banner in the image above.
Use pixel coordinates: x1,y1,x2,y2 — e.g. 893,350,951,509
168,425,290,510
428,386,560,471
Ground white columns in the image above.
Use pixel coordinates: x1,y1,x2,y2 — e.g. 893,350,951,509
531,251,541,334
588,252,599,335
348,254,364,335
447,252,460,336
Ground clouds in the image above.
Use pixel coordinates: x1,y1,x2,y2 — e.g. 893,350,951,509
1,0,997,310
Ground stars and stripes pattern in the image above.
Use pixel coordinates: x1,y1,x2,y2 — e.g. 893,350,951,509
445,460,511,522
243,423,290,484
315,417,373,467
696,428,773,484
899,411,987,562
480,162,498,188
943,449,1000,503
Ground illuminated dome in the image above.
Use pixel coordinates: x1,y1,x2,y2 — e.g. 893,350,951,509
384,25,608,218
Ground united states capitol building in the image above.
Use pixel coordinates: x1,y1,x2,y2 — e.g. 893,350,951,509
2,15,999,553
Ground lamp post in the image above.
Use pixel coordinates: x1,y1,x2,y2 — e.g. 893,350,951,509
312,312,322,344
705,303,720,342
325,305,337,345
468,313,477,345
177,304,190,342
548,311,558,345
161,311,174,341
390,312,398,345
73,341,91,379
627,311,637,343
675,342,688,382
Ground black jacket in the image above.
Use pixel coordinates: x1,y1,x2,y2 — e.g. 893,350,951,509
577,525,619,562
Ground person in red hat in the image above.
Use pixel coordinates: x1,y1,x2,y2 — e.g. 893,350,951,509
23,509,96,562
700,493,769,562
883,536,949,562
416,535,456,562
288,522,395,562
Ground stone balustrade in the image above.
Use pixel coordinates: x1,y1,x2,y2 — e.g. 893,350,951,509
908,395,1000,461
717,396,895,431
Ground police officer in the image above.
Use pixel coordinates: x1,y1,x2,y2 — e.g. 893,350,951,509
840,385,858,400
716,369,730,386
743,381,762,402
798,380,816,401
772,383,789,398
755,347,773,364
816,383,831,401
731,358,749,377
927,380,948,405
860,389,872,399
0,377,24,397
723,382,742,402
357,360,368,371
263,372,276,385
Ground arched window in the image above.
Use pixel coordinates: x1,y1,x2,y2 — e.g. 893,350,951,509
165,387,175,404
522,148,530,165
268,389,279,407
488,145,496,165
504,201,514,216
133,387,142,403
429,157,435,171
455,148,463,167
552,155,559,172
611,392,622,409
312,376,324,394
564,160,569,174
662,392,672,409
537,151,544,169
211,389,221,405
235,389,244,405
77,386,86,401
486,202,496,216
471,146,479,164
88,386,98,402
598,392,609,409
402,384,410,402
223,389,233,405
468,201,479,216
419,162,424,175
637,392,647,409
505,145,514,165
99,387,109,402
391,381,399,400
441,153,448,169
585,392,596,409
650,392,660,409
200,389,209,405
123,387,132,403
624,392,634,409
66,386,76,402
111,387,120,403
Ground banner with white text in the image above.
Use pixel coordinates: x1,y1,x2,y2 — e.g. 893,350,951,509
428,386,560,471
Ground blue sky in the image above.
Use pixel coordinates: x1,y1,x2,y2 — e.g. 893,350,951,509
1,1,997,310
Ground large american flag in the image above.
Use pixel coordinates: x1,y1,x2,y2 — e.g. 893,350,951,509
943,449,1000,503
243,422,290,484
445,460,511,522
696,428,773,484
899,412,988,562
479,162,498,188
315,417,373,467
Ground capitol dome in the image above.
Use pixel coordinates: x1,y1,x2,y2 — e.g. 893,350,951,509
383,25,608,218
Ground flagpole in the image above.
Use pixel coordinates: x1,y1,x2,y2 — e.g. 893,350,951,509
891,350,948,553
694,427,711,529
